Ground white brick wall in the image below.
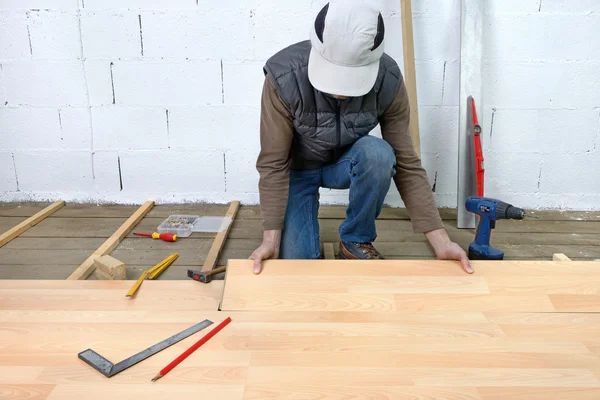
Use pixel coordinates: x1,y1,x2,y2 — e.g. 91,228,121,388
0,0,598,212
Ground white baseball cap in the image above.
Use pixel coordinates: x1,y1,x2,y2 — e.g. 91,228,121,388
308,0,385,97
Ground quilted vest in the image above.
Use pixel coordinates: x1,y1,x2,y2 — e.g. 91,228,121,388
263,40,401,169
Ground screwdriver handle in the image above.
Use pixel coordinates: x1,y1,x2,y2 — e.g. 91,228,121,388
134,232,178,242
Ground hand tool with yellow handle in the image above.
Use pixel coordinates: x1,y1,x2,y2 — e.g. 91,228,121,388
126,253,179,297
134,232,178,242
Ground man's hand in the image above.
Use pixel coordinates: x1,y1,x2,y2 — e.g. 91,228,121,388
249,230,282,274
425,228,474,274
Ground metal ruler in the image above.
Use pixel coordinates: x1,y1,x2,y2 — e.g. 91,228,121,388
78,319,213,377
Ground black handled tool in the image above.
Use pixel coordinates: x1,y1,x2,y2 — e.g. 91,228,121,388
187,266,226,283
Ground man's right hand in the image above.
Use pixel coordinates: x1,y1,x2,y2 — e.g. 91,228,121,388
249,230,282,274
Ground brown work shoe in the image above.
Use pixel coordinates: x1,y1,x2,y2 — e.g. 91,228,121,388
339,241,385,260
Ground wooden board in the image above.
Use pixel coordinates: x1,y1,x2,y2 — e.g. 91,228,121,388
202,201,240,272
66,201,154,280
220,260,600,312
400,0,420,155
0,201,64,248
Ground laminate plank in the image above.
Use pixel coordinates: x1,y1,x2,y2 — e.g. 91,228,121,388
244,385,482,400
0,384,54,400
225,276,490,294
392,293,555,312
36,366,248,385
408,368,600,387
0,367,44,384
486,276,600,294
0,310,490,324
47,384,244,400
549,294,600,312
246,367,414,386
477,387,600,400
203,337,591,354
222,293,396,312
225,260,600,277
250,351,600,369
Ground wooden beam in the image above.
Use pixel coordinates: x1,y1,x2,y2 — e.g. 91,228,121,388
323,243,336,260
0,201,65,248
553,253,572,261
67,201,154,280
202,201,240,272
400,0,420,156
93,255,126,280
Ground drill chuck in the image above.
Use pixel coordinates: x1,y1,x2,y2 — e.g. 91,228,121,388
495,201,526,220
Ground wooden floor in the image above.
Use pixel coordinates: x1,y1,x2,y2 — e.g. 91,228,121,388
0,203,599,279
1,259,599,399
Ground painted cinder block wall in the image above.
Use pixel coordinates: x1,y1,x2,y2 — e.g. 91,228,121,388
0,0,598,210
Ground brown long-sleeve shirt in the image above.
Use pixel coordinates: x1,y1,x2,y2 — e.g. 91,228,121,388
256,76,444,234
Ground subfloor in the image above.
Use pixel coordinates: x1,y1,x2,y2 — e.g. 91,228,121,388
0,203,599,280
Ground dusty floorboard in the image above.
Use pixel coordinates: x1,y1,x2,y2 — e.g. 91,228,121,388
0,203,599,280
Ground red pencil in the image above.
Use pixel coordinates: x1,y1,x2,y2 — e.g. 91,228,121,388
151,316,231,382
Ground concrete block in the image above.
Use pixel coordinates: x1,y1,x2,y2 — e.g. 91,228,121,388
442,61,459,106
253,7,313,61
415,61,444,106
0,152,18,192
315,0,460,16
118,150,225,193
0,0,79,9
85,60,114,106
92,107,167,150
28,10,81,59
413,16,460,61
13,151,94,191
0,108,62,149
168,106,260,151
83,0,196,9
142,9,253,60
539,153,600,195
225,150,259,193
92,151,121,192
222,62,264,106
93,255,126,280
81,11,141,59
59,108,92,150
0,12,31,59
484,151,543,197
0,65,5,105
418,106,459,153
489,109,598,153
483,61,600,109
486,0,540,14
542,0,599,13
485,15,600,61
380,14,404,67
423,151,458,196
2,61,87,106
112,61,222,106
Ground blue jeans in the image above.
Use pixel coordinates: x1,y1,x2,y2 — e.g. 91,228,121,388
280,136,396,259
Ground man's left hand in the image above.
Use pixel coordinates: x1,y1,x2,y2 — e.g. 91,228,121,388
425,228,474,274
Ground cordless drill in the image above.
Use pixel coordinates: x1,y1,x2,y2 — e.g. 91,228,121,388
465,196,527,260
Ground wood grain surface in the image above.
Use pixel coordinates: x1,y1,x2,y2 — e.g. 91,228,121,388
1,259,600,399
